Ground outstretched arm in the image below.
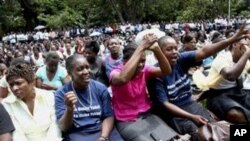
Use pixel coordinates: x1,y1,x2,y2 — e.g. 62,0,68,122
195,22,249,61
99,117,114,141
163,101,208,126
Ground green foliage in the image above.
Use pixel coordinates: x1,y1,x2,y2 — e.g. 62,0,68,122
177,0,228,21
0,0,25,34
1,0,250,36
239,10,250,17
38,7,84,29
231,0,250,16
35,0,85,28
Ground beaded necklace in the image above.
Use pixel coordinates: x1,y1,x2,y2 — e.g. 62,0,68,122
71,82,92,108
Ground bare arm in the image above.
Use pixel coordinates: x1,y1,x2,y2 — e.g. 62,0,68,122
221,46,250,81
0,87,8,99
111,35,157,85
58,91,76,132
59,108,74,132
148,43,171,78
99,117,114,140
62,75,71,85
163,101,208,126
35,78,42,88
0,133,12,141
195,23,249,61
36,78,57,90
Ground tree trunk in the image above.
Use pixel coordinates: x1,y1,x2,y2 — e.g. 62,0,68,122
19,0,38,31
108,0,125,24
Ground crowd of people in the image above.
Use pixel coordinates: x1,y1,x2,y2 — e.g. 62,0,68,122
0,16,250,141
1,16,249,45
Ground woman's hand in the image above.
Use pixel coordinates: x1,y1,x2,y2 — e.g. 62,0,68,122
64,91,77,110
140,33,158,50
191,114,208,126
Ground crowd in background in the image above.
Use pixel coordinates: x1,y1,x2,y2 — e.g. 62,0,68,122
0,16,250,141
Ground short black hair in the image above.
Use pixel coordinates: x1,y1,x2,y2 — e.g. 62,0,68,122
225,29,235,38
66,54,87,73
6,62,35,83
85,41,100,54
45,51,60,62
10,58,29,66
158,36,175,48
181,33,195,44
211,31,222,43
196,31,207,41
123,42,137,61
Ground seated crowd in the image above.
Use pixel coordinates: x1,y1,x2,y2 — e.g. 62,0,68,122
0,22,250,141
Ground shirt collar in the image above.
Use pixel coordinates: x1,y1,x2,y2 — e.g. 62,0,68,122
3,88,42,104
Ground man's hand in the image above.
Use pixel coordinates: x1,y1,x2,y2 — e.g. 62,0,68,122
233,21,249,40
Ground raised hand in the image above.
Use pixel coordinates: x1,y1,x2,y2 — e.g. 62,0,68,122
141,33,158,50
233,21,249,39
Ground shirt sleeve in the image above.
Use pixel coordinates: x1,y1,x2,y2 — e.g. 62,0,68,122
54,88,66,121
109,66,122,82
35,67,44,80
149,77,169,104
179,51,200,71
144,65,154,80
0,104,15,135
212,54,231,74
58,66,68,80
0,76,8,88
2,103,28,141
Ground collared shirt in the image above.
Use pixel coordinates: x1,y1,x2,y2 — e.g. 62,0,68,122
0,76,12,96
193,51,235,90
2,88,62,141
0,103,15,135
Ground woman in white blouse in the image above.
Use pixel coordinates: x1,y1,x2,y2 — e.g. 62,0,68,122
2,61,62,141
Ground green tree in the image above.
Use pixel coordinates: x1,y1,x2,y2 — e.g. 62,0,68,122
1,0,250,37
0,0,25,35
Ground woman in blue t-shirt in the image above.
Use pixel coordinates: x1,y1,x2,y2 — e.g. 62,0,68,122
55,54,123,141
148,24,250,141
